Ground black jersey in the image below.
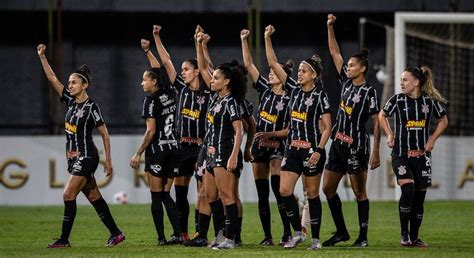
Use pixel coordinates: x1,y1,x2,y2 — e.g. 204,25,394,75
254,75,291,136
173,76,211,145
332,67,379,148
142,88,179,155
61,88,104,158
286,79,331,149
206,94,242,154
383,93,446,156
239,98,254,119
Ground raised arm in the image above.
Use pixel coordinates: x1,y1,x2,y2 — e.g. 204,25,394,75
141,39,161,68
196,32,212,87
202,33,214,73
327,14,344,74
152,25,177,83
37,44,64,96
240,29,260,82
264,25,288,84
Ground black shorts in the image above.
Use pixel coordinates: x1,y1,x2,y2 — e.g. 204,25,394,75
177,144,200,177
67,156,99,177
325,142,369,174
194,146,207,182
206,147,243,178
281,147,326,177
392,153,432,189
251,139,284,164
145,148,180,178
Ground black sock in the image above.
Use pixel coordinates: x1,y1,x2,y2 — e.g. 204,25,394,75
308,196,322,239
175,185,190,235
327,194,348,234
161,191,181,236
198,213,211,240
235,216,243,242
399,183,415,236
271,175,291,236
224,203,238,240
255,179,272,239
357,199,369,240
91,197,121,236
151,192,165,240
410,190,426,241
60,200,77,241
281,194,302,232
194,208,200,233
209,199,224,237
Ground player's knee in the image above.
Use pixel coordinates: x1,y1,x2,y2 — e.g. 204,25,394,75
322,184,336,198
279,186,292,197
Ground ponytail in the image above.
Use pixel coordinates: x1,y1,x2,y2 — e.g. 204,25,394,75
405,66,448,104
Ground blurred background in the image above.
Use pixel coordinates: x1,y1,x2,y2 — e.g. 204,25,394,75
1,0,473,204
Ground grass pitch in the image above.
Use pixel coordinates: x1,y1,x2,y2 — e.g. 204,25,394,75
1,201,473,257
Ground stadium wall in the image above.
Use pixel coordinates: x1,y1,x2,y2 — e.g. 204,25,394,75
1,135,473,205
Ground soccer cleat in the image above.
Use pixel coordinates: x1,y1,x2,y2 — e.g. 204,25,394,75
208,229,225,248
279,234,292,246
283,232,305,249
166,234,183,245
411,239,429,248
259,237,274,246
400,234,411,247
157,239,168,246
184,236,209,247
351,238,369,247
307,238,322,250
322,231,350,247
107,232,125,247
47,238,71,248
212,238,235,250
181,232,190,242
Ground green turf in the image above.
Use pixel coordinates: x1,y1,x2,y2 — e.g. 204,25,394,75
0,201,473,257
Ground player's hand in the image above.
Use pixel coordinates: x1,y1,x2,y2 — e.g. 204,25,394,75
196,32,204,43
244,147,254,162
202,33,211,44
194,24,204,38
255,131,272,143
307,152,321,167
141,39,150,52
227,154,238,172
37,44,46,56
240,29,250,40
369,150,380,170
130,153,141,169
264,25,275,38
153,25,162,36
104,159,113,176
387,133,394,148
327,14,337,26
425,138,435,152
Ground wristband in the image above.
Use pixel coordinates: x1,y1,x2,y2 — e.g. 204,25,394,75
144,49,150,54
315,147,324,154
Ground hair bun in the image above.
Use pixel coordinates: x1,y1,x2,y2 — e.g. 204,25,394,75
78,64,91,77
311,54,322,64
285,59,294,69
360,48,370,58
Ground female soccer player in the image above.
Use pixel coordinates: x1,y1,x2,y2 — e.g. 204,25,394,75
265,25,332,250
379,66,448,248
322,14,381,247
37,44,125,248
150,24,212,242
240,28,292,246
129,49,181,245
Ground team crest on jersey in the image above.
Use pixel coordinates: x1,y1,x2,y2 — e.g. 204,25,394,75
150,164,162,174
421,104,430,114
398,165,407,176
275,100,285,111
75,108,85,118
352,93,361,104
213,103,222,113
159,94,169,102
304,96,314,106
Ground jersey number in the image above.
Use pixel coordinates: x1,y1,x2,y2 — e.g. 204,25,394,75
164,114,174,137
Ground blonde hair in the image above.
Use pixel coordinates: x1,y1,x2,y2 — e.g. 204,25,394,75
404,65,448,104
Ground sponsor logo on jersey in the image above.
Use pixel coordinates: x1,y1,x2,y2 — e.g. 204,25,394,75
181,108,200,119
150,164,162,174
260,110,278,124
207,113,214,124
290,110,307,121
335,132,354,144
65,122,77,134
340,100,353,116
405,120,426,129
93,110,101,122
